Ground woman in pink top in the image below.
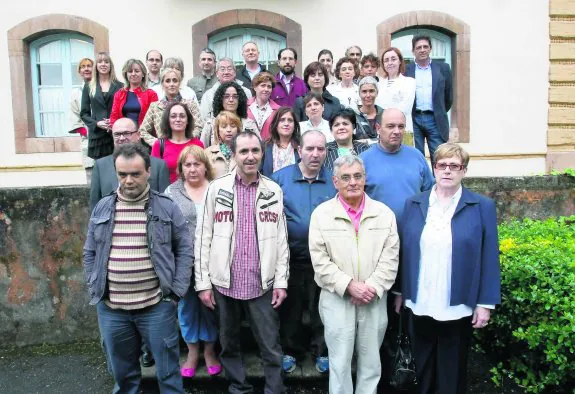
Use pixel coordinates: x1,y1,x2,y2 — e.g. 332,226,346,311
151,102,204,182
247,71,280,141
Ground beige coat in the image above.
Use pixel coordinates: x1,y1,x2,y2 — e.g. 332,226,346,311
309,194,399,298
194,169,289,292
205,144,236,178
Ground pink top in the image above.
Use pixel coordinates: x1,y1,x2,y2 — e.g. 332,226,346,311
215,175,263,300
151,138,204,183
338,193,365,233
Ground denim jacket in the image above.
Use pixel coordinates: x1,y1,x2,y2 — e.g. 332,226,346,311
82,189,193,305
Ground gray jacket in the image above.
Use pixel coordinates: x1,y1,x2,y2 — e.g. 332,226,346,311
82,189,193,305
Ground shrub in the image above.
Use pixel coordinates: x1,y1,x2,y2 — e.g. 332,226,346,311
475,216,575,393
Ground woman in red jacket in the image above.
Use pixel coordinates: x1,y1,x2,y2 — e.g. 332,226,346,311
110,59,158,127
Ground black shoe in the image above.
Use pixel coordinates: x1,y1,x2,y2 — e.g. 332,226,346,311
140,351,155,367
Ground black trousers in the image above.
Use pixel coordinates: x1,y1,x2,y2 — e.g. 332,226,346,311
409,309,473,394
279,264,327,359
214,289,285,394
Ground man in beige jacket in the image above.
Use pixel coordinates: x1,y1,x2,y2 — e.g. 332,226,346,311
309,155,399,394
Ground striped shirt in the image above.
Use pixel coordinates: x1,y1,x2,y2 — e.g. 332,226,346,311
216,175,263,300
105,184,162,310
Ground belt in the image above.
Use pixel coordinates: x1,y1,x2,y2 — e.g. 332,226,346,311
415,109,434,114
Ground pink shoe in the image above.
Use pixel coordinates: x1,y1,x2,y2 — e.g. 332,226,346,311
207,364,222,376
180,367,196,378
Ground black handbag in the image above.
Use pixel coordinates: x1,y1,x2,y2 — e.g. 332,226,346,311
389,308,417,391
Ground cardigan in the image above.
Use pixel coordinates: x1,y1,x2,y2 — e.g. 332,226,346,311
110,86,158,127
260,142,300,177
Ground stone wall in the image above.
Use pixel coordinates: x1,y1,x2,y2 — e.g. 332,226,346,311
0,176,573,346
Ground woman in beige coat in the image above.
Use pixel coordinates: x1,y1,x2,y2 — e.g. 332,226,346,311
204,111,240,177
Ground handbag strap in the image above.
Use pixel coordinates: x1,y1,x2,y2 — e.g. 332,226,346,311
396,307,409,344
160,138,165,159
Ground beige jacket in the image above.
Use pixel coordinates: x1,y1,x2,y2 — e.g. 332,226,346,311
205,144,237,178
195,169,289,292
309,194,399,298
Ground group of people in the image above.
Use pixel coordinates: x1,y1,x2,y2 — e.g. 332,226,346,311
82,36,500,394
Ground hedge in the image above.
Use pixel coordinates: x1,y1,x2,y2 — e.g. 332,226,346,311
475,216,575,393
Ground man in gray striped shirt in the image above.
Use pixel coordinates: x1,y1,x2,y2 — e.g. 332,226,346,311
83,143,193,394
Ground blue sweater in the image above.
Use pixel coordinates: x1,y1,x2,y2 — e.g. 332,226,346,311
272,164,336,264
360,144,434,219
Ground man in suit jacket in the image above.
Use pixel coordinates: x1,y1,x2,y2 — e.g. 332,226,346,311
90,118,169,211
405,35,453,162
236,41,267,96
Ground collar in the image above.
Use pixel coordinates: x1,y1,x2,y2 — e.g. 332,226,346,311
429,185,463,207
235,173,259,187
292,163,328,183
411,186,479,218
280,72,295,83
148,73,160,83
116,183,150,203
338,193,365,215
202,71,215,79
415,58,432,70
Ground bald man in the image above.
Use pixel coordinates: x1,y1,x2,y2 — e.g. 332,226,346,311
90,118,169,211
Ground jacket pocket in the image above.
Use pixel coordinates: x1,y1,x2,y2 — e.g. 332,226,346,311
92,217,110,243
155,218,172,244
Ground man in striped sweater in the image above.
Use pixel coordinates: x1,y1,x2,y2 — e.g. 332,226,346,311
83,143,193,394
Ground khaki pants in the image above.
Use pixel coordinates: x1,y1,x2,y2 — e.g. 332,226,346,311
319,289,388,394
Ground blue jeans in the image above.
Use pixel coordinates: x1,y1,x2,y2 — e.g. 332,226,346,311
97,300,183,394
413,112,446,162
178,289,218,344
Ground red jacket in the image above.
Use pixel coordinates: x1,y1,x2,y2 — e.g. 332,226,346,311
247,97,281,142
110,86,158,127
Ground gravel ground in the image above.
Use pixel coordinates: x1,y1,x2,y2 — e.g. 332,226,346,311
0,341,526,394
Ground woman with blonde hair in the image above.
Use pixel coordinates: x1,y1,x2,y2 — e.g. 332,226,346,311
164,145,221,379
205,111,241,177
110,58,158,127
140,67,203,147
70,57,94,172
81,52,123,159
152,57,199,104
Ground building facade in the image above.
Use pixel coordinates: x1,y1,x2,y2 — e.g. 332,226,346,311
0,0,571,187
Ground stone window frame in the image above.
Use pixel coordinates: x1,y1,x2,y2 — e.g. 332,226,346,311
8,14,109,154
192,9,303,77
377,11,470,143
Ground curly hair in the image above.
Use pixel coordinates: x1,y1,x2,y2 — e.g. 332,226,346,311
334,57,360,81
268,106,301,148
212,81,248,119
160,101,194,139
360,53,380,69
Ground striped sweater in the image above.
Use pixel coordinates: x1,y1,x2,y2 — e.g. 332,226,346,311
105,184,162,310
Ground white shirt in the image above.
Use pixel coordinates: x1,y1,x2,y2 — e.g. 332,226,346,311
249,100,273,131
299,119,334,143
376,75,416,132
152,85,199,106
406,186,493,321
326,82,359,110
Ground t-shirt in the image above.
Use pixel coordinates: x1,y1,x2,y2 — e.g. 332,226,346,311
122,91,141,126
360,143,434,220
151,138,205,183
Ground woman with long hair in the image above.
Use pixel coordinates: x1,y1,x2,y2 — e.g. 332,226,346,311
261,106,301,177
80,52,123,160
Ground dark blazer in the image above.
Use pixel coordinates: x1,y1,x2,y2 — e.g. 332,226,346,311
89,154,170,211
405,61,453,142
260,142,301,178
80,80,123,140
398,187,501,309
293,89,344,123
324,140,370,170
236,63,267,96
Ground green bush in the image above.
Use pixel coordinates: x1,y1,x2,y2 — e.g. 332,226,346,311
475,216,575,393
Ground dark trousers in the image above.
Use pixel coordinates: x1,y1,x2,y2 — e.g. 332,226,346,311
413,112,446,163
409,309,473,394
214,289,285,394
97,300,183,394
279,264,327,359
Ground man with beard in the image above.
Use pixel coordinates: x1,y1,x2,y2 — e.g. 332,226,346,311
272,48,308,107
187,48,217,102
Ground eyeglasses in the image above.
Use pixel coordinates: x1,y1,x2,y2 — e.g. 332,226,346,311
434,163,466,171
223,94,239,101
169,114,187,120
338,173,364,183
218,67,235,73
112,130,138,139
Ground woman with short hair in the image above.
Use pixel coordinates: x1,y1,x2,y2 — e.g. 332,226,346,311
205,111,241,177
355,76,384,143
247,71,281,141
152,57,199,104
261,107,301,177
324,108,369,169
139,67,203,147
81,52,123,160
110,59,158,128
294,62,343,123
70,57,94,171
327,57,360,110
298,92,333,143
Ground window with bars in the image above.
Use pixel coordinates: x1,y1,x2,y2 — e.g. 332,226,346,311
208,28,287,75
30,33,94,137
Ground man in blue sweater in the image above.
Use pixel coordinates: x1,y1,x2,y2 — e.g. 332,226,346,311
272,129,336,375
360,108,434,221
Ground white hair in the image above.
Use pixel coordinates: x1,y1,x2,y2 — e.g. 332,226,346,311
333,155,365,176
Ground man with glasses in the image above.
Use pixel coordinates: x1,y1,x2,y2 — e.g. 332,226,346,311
90,118,169,212
146,50,163,88
309,154,399,394
187,48,217,102
199,57,252,120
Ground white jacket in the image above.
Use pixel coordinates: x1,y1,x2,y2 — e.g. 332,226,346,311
376,74,416,132
195,169,289,292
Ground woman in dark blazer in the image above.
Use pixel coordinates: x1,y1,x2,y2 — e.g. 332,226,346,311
293,62,343,122
395,143,501,394
80,52,123,160
324,108,369,170
261,107,301,177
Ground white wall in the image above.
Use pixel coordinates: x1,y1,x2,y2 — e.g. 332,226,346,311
0,0,549,187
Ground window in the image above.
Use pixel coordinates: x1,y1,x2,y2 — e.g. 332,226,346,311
208,28,286,75
30,33,94,137
391,28,452,65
